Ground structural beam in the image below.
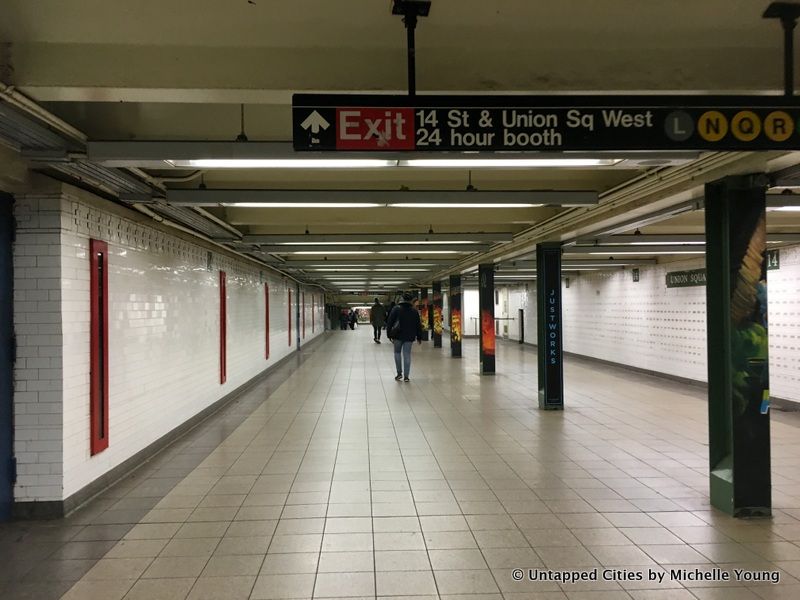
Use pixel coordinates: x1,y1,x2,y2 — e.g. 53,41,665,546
239,232,513,244
252,244,489,254
564,244,706,254
273,259,458,268
499,259,658,268
575,234,705,245
165,188,598,207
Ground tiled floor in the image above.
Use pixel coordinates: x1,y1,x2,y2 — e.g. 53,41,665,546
3,328,800,600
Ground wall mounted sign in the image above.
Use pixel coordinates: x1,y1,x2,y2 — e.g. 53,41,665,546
293,94,800,152
666,268,707,288
767,249,780,270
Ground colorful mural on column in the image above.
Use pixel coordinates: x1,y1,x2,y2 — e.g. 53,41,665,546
478,264,495,374
450,275,462,358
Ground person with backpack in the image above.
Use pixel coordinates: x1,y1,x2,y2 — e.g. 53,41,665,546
369,297,387,344
385,291,423,382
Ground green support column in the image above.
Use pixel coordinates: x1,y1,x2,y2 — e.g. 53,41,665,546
449,275,462,357
478,264,495,374
705,174,771,518
537,243,564,410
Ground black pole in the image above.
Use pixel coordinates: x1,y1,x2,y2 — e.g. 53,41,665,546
783,16,796,96
404,13,417,96
763,3,800,97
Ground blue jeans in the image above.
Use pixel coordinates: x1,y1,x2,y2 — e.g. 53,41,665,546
393,340,413,378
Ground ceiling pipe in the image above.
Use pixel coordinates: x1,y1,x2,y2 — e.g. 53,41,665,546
0,82,87,143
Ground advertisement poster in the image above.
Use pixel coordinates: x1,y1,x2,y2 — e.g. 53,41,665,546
432,282,443,348
419,288,429,341
449,275,462,358
478,265,495,374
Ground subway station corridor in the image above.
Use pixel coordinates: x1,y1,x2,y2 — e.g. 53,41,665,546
3,328,800,600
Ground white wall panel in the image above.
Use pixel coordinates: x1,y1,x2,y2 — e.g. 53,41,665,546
463,289,479,337
15,191,324,501
767,245,800,402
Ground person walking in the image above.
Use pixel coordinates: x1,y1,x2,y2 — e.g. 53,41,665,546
348,309,357,330
369,297,387,344
386,291,422,382
339,309,348,330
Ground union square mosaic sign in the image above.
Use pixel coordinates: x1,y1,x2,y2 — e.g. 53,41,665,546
666,268,707,288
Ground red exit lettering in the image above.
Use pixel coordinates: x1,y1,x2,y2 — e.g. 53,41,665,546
336,108,415,150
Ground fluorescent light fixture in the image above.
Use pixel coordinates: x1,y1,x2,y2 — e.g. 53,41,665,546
291,263,439,268
294,264,369,268
167,158,619,169
769,206,800,212
400,158,621,168
388,203,542,208
292,251,374,255
381,240,476,245
222,202,381,208
313,268,429,272
169,159,395,169
588,250,704,255
626,241,705,245
372,268,430,272
378,250,460,254
281,241,365,246
563,264,632,268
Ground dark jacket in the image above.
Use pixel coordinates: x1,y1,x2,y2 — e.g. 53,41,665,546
370,302,387,327
386,301,422,342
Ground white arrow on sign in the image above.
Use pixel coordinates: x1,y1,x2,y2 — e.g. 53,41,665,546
300,110,330,134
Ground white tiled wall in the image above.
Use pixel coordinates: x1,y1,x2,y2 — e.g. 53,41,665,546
505,283,535,344
561,259,709,383
14,189,324,502
768,245,800,401
12,193,69,502
463,289,480,337
503,247,800,404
